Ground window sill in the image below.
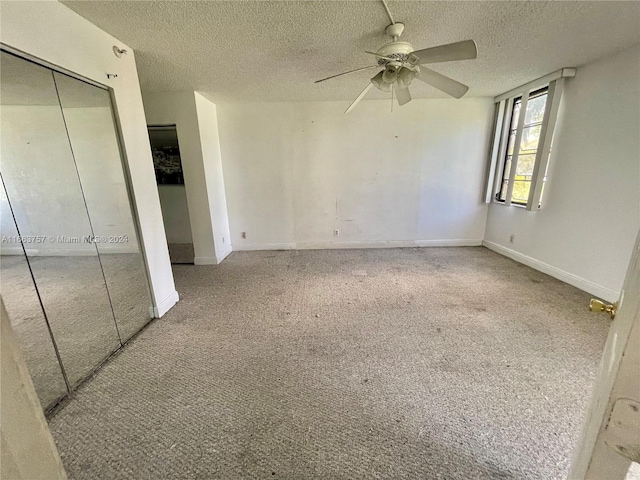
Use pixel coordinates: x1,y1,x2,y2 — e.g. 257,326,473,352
492,200,528,209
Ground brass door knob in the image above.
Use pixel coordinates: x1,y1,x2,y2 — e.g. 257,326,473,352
590,298,617,319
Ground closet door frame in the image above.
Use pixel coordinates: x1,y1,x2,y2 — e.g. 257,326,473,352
103,80,155,321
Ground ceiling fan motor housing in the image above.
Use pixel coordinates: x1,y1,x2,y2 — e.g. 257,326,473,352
376,41,415,64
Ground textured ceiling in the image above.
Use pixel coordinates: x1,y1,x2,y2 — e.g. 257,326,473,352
61,1,640,102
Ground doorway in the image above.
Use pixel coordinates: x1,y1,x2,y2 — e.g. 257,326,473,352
148,125,194,264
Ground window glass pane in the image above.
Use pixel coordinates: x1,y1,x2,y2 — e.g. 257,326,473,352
524,94,547,125
507,132,516,155
511,180,531,204
511,101,521,128
515,154,536,176
520,125,542,153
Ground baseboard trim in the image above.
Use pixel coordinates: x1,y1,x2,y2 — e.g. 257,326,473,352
151,290,179,318
194,256,219,265
232,239,482,251
482,240,619,302
233,243,296,251
297,239,483,250
414,239,483,248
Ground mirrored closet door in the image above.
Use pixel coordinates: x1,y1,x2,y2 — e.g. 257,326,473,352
53,72,152,343
0,50,153,410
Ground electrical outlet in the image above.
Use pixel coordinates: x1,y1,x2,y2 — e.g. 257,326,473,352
509,234,515,244
333,229,340,237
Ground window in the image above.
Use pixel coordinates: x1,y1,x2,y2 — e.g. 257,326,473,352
484,69,574,211
497,87,548,205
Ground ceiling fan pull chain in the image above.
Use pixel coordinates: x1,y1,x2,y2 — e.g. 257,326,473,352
391,86,394,113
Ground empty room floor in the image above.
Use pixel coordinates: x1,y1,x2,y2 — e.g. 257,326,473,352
47,247,610,479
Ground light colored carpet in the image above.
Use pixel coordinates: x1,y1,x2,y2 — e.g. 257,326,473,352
47,247,610,479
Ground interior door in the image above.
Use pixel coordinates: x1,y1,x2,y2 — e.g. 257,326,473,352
569,230,640,478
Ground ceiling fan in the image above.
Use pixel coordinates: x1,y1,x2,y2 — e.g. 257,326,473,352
314,0,478,113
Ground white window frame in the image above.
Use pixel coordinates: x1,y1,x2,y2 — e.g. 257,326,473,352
484,68,575,211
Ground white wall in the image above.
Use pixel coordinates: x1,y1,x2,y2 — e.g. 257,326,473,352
194,93,232,261
0,1,178,316
143,91,231,264
217,99,494,250
484,44,640,301
157,186,193,244
1,299,67,480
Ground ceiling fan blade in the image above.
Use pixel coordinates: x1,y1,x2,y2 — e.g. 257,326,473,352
345,83,374,114
394,83,411,106
412,40,477,64
364,51,395,62
416,67,469,99
315,65,380,84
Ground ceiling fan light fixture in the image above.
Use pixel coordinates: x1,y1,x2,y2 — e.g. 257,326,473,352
381,64,399,84
370,71,392,92
397,67,417,89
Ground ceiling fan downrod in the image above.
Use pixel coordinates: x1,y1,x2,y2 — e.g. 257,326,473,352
386,22,404,42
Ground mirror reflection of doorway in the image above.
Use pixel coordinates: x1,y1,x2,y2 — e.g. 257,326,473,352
148,125,194,264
